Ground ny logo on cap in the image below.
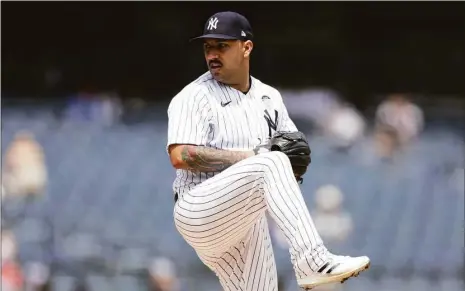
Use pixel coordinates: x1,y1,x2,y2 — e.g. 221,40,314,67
207,17,219,30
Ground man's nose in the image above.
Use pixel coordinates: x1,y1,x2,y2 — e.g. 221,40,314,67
206,50,220,60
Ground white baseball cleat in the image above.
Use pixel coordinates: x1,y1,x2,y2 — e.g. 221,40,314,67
298,255,370,290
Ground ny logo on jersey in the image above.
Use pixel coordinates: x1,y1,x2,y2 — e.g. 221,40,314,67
264,109,279,138
207,17,219,30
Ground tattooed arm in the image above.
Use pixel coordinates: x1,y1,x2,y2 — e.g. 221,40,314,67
168,144,255,172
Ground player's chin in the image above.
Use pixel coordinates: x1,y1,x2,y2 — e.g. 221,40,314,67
210,69,225,81
210,67,222,75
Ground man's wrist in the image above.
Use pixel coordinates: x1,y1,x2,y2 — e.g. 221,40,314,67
244,150,256,158
253,145,270,155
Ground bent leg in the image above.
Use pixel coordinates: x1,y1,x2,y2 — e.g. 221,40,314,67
197,216,278,291
174,151,328,279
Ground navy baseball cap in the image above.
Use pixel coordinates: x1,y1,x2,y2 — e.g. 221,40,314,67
190,11,254,42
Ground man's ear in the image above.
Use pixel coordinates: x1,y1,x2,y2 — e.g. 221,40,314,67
243,40,253,58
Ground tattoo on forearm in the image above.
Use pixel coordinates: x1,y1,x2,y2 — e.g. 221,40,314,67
181,145,250,172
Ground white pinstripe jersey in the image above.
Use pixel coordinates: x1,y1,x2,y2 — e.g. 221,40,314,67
167,71,298,196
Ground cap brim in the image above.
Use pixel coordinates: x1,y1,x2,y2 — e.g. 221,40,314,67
189,34,240,42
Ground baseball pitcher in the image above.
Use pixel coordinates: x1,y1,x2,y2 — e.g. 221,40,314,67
166,11,370,291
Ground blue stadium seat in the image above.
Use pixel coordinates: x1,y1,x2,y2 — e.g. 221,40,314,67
50,275,77,291
439,278,464,291
85,275,112,291
111,275,146,291
378,277,408,291
116,248,150,274
407,277,438,291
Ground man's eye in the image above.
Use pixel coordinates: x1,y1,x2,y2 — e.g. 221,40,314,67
204,44,228,51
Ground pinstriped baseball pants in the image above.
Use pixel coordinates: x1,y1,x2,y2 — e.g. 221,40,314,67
174,151,328,291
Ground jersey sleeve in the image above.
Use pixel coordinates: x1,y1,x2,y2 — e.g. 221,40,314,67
167,86,213,151
277,91,298,132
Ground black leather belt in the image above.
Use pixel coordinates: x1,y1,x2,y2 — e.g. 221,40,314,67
174,192,178,203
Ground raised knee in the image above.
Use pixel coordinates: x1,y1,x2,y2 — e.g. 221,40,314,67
262,150,289,162
257,151,292,173
248,151,292,176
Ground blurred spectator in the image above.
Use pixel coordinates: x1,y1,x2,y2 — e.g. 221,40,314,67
324,102,366,150
373,125,401,161
148,257,180,291
281,88,341,131
312,185,353,243
2,130,48,198
357,124,402,166
22,262,51,291
1,230,23,291
65,89,122,125
281,88,366,151
99,92,123,126
375,94,424,145
2,230,18,265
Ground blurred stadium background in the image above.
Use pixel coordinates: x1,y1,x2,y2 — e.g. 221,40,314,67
1,2,464,291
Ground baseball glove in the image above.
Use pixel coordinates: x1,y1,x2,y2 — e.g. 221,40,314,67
269,131,311,183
